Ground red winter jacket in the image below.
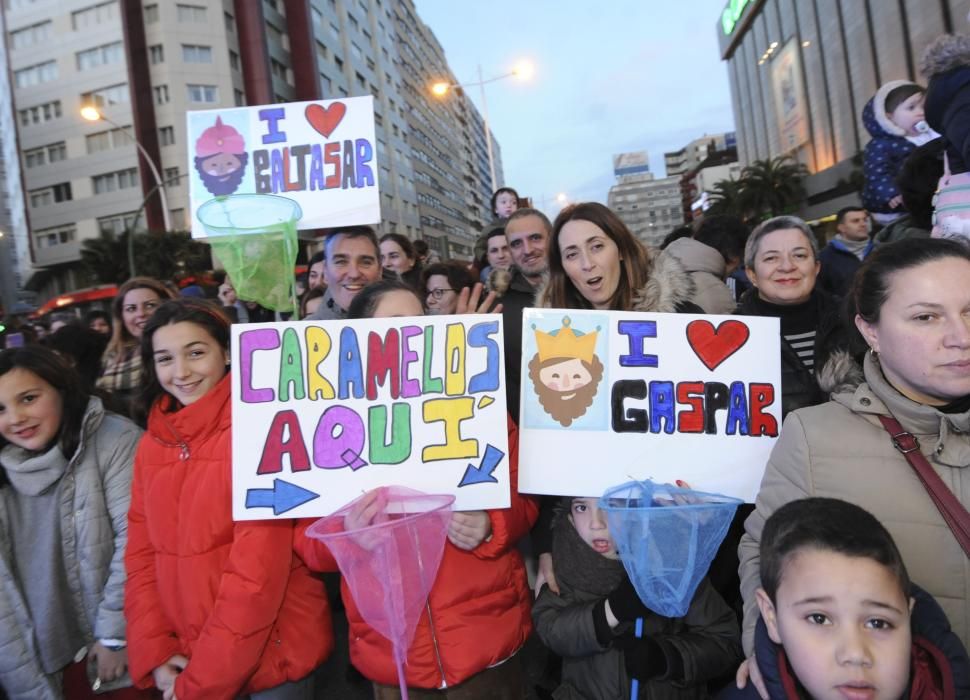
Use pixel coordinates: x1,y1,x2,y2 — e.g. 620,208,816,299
297,416,537,689
125,374,333,699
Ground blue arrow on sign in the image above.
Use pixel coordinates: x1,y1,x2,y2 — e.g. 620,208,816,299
458,444,505,487
245,479,320,515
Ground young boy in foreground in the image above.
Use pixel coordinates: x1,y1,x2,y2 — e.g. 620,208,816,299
723,498,968,699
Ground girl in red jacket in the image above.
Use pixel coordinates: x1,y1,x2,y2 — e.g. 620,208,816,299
298,280,538,699
124,299,332,700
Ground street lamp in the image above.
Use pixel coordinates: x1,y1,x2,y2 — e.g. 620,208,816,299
80,106,173,232
431,60,534,193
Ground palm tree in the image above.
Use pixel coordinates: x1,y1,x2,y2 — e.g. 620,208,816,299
705,177,747,220
737,155,809,221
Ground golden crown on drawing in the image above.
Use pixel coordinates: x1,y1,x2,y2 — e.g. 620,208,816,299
533,317,599,364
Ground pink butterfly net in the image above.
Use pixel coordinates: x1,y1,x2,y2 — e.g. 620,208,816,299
305,486,454,699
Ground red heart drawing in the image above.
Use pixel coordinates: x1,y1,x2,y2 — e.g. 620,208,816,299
305,102,347,138
686,319,750,371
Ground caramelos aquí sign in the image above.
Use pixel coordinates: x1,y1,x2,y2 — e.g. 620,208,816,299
721,0,751,35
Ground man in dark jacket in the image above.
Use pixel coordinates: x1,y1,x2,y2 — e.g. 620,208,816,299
816,206,873,297
501,208,552,422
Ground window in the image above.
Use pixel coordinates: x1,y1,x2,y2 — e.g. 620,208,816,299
9,20,51,49
228,50,239,71
153,84,169,105
149,44,164,64
81,83,129,107
181,44,212,63
164,167,180,184
14,60,57,88
72,1,116,29
176,4,206,22
29,183,72,207
355,72,365,90
186,84,217,103
23,142,66,168
224,11,234,30
35,225,76,248
271,58,288,82
158,126,175,146
234,89,245,106
143,4,158,22
348,14,358,31
18,100,61,127
351,42,362,60
334,55,343,71
86,126,129,153
329,22,339,39
366,57,375,71
92,168,138,194
76,41,123,70
98,213,134,236
319,74,331,94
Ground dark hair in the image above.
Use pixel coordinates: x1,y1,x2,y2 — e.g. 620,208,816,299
546,202,652,311
507,207,552,233
693,215,750,262
847,238,970,352
45,325,109,391
139,299,231,413
835,206,867,226
412,239,430,257
379,233,417,262
0,346,89,458
490,187,520,215
308,250,325,268
347,279,423,319
884,84,925,116
322,225,379,260
84,309,111,328
760,497,910,603
659,225,693,250
421,262,475,296
896,139,945,230
299,286,325,318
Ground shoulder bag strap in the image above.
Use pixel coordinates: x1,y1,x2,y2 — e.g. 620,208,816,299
878,415,970,558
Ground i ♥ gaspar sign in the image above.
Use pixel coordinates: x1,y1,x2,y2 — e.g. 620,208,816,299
518,309,782,502
186,96,380,238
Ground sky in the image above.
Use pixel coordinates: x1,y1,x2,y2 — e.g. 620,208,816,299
413,1,736,218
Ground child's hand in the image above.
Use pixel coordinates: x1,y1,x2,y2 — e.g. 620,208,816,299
343,489,387,550
888,194,903,209
153,655,187,694
736,655,769,699
447,510,492,550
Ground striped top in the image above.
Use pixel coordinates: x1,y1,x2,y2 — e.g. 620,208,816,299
784,330,817,373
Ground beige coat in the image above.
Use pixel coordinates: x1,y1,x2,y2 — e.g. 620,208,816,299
659,237,736,315
739,353,970,654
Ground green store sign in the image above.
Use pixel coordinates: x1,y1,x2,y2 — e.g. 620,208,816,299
721,0,751,35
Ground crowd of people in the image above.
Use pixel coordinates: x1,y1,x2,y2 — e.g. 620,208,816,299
0,30,969,700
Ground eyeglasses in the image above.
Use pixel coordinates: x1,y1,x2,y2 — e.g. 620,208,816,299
426,288,455,300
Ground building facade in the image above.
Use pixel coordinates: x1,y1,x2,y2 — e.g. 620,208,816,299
1,0,500,303
717,0,969,220
664,132,735,178
608,152,684,247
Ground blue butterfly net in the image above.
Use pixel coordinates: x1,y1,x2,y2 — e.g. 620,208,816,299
599,480,742,618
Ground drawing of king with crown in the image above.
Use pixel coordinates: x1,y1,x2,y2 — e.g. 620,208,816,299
527,316,604,427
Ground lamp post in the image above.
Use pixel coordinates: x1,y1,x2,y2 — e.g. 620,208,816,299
431,60,533,193
80,106,173,232
124,172,188,277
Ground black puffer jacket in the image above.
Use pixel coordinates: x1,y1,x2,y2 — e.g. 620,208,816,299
736,289,852,418
922,34,970,174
